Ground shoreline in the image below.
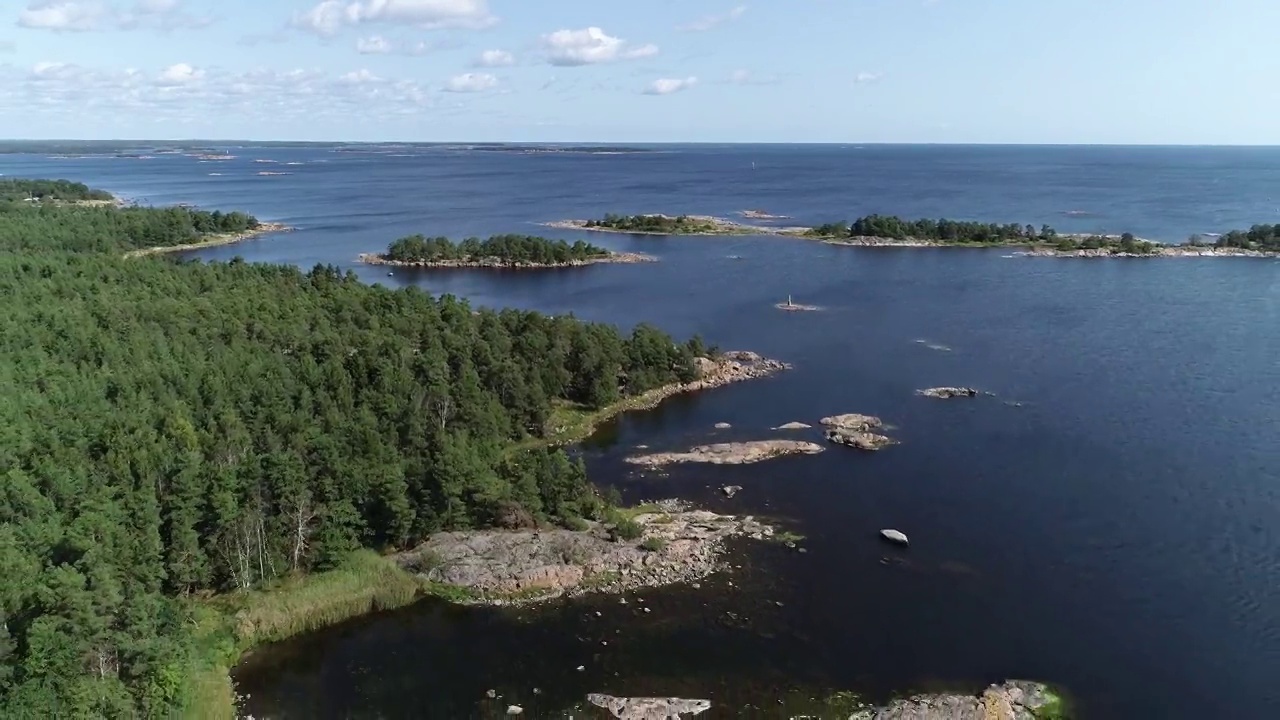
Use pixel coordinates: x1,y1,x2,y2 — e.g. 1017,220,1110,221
123,222,294,258
356,249,656,269
549,217,1280,258
209,350,790,716
544,216,812,237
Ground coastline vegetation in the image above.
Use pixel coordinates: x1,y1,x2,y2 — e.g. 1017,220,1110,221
0,177,115,203
584,213,724,234
385,233,613,265
0,180,716,717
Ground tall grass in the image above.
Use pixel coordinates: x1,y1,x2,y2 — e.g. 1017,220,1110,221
181,550,424,718
229,550,422,646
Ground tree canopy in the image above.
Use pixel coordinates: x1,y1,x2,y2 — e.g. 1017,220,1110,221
584,214,714,233
0,178,115,203
0,182,705,716
386,234,611,265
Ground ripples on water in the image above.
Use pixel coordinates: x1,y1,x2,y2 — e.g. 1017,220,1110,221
3,144,1279,719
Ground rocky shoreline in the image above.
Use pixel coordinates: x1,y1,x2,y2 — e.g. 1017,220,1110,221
626,440,824,467
1017,246,1280,258
356,250,656,269
395,500,776,605
575,680,1063,719
123,222,294,258
545,216,812,237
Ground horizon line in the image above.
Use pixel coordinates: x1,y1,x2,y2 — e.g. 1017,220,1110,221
2,138,1280,149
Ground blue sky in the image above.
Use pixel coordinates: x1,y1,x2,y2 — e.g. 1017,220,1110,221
1,0,1277,143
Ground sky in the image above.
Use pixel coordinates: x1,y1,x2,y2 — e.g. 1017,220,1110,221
1,0,1278,143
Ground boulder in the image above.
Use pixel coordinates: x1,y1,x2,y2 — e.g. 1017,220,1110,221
825,429,898,451
820,413,883,432
773,421,812,430
721,485,742,498
880,529,909,546
917,387,979,399
506,706,523,716
714,422,732,429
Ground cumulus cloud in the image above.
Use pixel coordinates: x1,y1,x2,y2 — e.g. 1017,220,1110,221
156,62,203,85
355,34,391,53
17,0,210,32
473,49,514,67
442,72,496,93
292,0,497,36
854,71,883,84
541,27,657,66
0,61,436,124
643,76,697,95
677,4,747,32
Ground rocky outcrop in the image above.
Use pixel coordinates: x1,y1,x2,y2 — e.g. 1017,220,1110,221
396,501,775,605
773,421,812,430
356,251,655,269
825,429,898,451
720,485,742,498
917,387,979,399
820,413,884,432
849,681,1062,720
586,694,711,719
626,440,824,467
1019,246,1280,258
713,422,732,429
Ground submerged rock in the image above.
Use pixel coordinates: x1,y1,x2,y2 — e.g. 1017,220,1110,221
625,440,824,467
773,421,812,430
586,694,712,719
825,429,898,451
721,485,742,498
713,422,732,429
820,413,884,432
917,387,979,399
880,529,909,546
848,680,1062,719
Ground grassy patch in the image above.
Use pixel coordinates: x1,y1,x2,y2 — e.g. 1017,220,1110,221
639,537,668,552
181,551,424,719
612,503,666,521
226,550,421,647
611,518,644,541
772,530,806,544
580,570,622,590
1032,687,1072,719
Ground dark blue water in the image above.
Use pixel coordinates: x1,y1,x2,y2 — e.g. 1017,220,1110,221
5,144,1279,719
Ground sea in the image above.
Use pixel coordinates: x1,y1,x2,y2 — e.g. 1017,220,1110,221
3,143,1279,719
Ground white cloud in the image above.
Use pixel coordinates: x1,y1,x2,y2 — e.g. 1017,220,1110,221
17,0,210,32
0,40,16,53
541,27,657,66
0,62,437,125
473,49,514,67
356,34,391,53
156,62,203,85
644,76,697,95
678,4,747,32
854,71,883,84
292,0,497,36
443,72,497,93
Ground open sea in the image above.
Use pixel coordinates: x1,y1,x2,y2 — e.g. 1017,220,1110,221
3,143,1279,718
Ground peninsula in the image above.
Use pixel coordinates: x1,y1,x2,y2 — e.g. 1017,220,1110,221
1,178,797,719
556,210,1280,257
359,233,654,268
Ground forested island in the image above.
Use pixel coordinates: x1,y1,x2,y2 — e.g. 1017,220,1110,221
559,210,1280,257
359,233,653,268
0,177,115,203
0,180,785,717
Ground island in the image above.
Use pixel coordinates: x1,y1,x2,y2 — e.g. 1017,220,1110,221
555,210,1280,257
358,233,654,268
1,179,798,719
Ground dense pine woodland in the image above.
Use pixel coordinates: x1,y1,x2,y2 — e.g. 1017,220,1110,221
0,180,705,716
386,233,611,264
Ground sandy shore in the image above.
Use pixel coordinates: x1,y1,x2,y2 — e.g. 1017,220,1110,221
123,222,293,258
356,250,656,269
